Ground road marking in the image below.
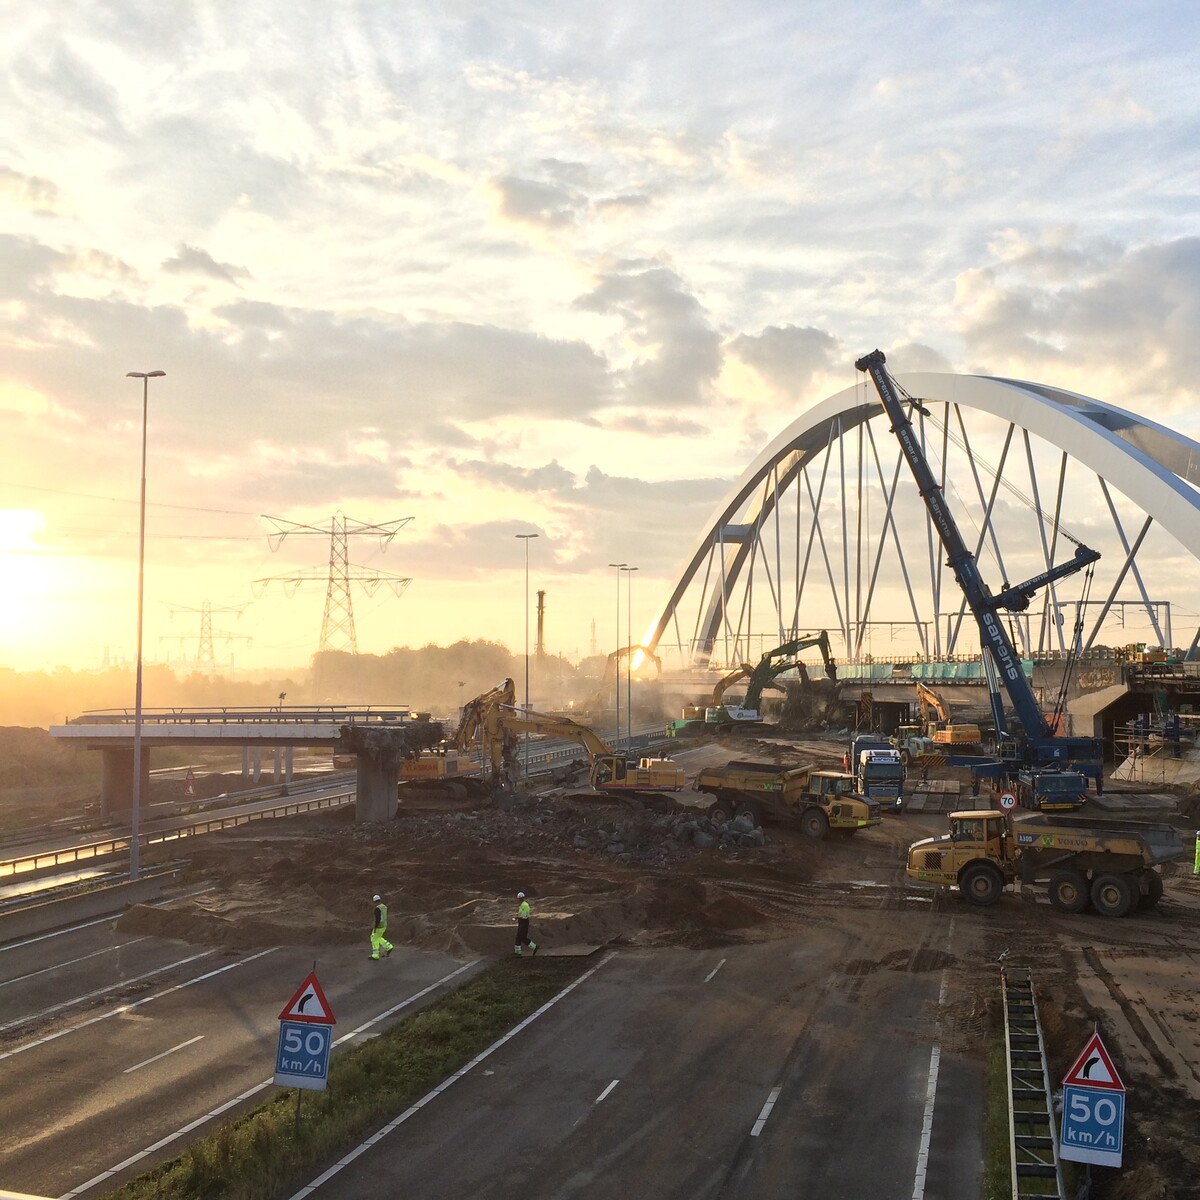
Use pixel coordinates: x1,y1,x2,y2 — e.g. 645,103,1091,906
750,1085,782,1137
594,1079,619,1104
285,951,618,1199
0,947,276,1062
0,938,149,990
704,957,727,983
0,949,216,1035
124,1035,205,1074
911,921,953,1200
58,961,476,1199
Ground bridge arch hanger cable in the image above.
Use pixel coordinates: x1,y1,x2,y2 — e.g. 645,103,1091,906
889,372,1099,681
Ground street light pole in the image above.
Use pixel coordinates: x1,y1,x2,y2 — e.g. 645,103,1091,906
515,534,539,780
621,566,639,745
607,562,626,745
125,369,165,881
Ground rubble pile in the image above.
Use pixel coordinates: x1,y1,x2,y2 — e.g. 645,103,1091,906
384,796,771,868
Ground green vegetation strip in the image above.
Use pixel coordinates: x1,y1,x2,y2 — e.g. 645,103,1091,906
104,956,593,1200
981,1035,1013,1200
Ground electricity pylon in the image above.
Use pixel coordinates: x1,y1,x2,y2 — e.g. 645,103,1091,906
255,512,413,655
161,600,251,671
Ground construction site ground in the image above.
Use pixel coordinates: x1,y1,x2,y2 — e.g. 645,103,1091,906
6,727,1200,1197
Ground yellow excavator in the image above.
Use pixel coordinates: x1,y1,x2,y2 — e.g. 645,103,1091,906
479,703,685,802
915,681,982,745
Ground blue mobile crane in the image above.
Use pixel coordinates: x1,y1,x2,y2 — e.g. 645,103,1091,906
855,351,1104,804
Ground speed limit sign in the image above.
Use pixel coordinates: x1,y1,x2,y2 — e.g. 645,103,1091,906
998,791,1017,811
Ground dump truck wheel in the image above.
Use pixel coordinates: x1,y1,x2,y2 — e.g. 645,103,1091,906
735,802,762,827
708,798,734,823
800,808,829,841
958,863,1004,906
1090,873,1135,918
1140,872,1165,910
1047,871,1090,913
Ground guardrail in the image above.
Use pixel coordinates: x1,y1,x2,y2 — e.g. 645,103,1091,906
66,705,424,726
0,789,356,880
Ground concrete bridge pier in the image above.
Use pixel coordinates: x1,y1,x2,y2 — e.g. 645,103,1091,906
100,747,151,819
355,756,398,822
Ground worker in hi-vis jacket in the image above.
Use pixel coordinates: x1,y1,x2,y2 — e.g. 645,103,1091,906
370,893,393,960
514,891,537,956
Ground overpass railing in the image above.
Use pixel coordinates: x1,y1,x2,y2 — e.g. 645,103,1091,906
66,706,426,726
0,788,356,880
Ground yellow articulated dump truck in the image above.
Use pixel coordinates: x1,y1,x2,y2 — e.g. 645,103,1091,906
907,810,1186,917
694,760,881,840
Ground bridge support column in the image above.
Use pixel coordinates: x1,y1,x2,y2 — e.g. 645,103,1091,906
252,747,261,783
355,757,397,822
242,746,249,779
273,747,282,782
285,746,294,783
100,747,150,819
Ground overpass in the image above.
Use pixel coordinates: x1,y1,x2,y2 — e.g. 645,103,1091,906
49,706,436,822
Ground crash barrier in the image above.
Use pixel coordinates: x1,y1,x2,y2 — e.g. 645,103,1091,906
0,789,356,882
0,869,178,944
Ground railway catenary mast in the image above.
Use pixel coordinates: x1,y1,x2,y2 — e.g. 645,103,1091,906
855,350,1104,782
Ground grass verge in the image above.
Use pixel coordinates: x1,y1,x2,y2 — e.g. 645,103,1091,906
981,1033,1013,1200
103,955,594,1200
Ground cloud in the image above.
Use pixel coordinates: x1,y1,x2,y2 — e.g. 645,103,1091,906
956,235,1200,408
727,324,841,395
491,175,583,229
163,244,251,285
576,264,721,408
0,166,62,214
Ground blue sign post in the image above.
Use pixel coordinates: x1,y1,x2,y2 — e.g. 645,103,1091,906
275,1020,333,1090
1059,1031,1125,1168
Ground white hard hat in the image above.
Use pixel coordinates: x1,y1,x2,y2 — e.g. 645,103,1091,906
373,894,381,902
517,891,525,899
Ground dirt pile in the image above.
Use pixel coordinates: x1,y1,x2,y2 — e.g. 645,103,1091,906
125,794,826,957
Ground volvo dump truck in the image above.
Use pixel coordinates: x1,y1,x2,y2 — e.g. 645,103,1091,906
906,809,1185,917
694,760,881,840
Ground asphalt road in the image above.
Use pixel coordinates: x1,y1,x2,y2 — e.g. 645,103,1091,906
288,920,982,1200
0,916,477,1198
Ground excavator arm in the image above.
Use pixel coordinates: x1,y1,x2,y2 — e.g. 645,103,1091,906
482,704,615,784
449,678,516,750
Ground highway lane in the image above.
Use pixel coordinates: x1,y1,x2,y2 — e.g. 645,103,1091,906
0,917,479,1198
290,914,983,1200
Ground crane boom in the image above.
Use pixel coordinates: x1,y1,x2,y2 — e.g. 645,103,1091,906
855,350,1102,772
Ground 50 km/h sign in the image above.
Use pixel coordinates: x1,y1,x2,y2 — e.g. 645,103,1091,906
274,970,337,1092
1059,1031,1125,1167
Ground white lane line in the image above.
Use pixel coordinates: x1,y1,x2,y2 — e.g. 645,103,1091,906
594,1079,619,1104
124,1035,205,1074
332,962,475,1047
704,957,727,983
911,917,954,1200
0,947,277,1062
0,914,117,953
0,938,150,990
0,950,216,1034
58,961,474,1199
286,951,618,1200
750,1085,782,1137
911,1044,941,1199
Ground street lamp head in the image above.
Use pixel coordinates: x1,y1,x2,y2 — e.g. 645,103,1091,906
126,370,166,379
515,533,539,540
608,561,627,568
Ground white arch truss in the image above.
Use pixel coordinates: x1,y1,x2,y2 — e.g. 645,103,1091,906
645,371,1200,669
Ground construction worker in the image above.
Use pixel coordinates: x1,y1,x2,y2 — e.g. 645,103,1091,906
514,891,537,956
370,893,393,960
1193,832,1200,877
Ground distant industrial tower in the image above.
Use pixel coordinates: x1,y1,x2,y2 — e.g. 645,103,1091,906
590,618,597,658
256,512,413,655
536,589,546,660
162,600,251,670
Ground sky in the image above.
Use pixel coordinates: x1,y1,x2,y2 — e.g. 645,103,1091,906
3,0,1200,675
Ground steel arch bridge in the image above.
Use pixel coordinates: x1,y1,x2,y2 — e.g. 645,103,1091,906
643,370,1200,671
